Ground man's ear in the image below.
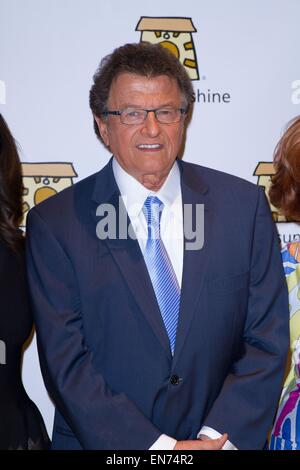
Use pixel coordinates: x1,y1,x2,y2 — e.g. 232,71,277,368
94,115,110,147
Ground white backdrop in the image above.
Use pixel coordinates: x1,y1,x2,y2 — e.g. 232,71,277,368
1,0,299,436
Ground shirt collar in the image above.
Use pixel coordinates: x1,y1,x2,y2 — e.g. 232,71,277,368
112,157,181,219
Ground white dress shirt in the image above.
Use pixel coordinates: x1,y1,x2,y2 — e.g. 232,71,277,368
112,157,237,451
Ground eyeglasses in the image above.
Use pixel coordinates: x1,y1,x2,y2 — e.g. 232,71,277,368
101,107,188,125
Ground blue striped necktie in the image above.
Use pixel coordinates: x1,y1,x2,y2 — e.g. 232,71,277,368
142,196,180,355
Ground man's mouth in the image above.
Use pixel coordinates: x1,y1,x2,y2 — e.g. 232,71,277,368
136,144,163,151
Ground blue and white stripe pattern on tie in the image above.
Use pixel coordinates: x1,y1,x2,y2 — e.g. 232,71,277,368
142,196,180,355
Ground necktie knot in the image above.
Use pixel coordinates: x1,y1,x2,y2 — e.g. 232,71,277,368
143,196,164,239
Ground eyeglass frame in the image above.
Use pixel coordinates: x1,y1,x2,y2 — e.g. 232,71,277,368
101,106,188,125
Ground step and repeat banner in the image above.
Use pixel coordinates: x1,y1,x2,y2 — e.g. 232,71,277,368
1,0,299,436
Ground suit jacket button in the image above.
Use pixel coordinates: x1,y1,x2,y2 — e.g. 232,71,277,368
170,375,180,386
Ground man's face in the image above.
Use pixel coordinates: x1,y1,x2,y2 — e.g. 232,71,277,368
95,73,187,189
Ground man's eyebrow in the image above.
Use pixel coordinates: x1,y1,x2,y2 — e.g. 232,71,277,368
116,102,182,109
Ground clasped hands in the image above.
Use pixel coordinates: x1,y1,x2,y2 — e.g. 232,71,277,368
174,433,228,450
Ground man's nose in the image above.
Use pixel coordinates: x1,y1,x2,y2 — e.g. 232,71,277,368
141,111,160,137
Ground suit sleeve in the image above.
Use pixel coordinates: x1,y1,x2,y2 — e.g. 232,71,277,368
26,208,161,450
203,187,290,450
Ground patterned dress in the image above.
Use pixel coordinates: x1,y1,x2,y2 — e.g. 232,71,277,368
269,242,300,450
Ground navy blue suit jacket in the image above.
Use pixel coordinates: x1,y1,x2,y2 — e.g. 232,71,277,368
26,159,289,449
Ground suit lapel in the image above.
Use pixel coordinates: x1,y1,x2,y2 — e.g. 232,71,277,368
173,161,212,367
91,159,172,360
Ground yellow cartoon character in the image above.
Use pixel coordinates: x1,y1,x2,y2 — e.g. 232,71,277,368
21,162,77,227
136,17,199,80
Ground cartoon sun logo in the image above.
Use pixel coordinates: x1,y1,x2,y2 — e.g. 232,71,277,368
136,17,199,80
254,162,288,222
21,162,77,227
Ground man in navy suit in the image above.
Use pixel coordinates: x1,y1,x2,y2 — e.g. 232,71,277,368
26,43,289,450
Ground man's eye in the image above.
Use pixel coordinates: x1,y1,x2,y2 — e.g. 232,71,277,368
158,109,174,116
126,110,143,117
